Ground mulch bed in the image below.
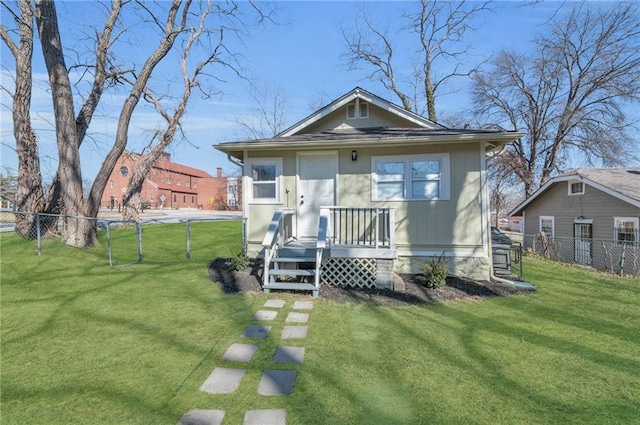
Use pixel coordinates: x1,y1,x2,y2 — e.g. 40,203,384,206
208,258,533,305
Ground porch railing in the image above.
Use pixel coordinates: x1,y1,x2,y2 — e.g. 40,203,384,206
316,208,330,289
324,206,395,249
261,208,295,285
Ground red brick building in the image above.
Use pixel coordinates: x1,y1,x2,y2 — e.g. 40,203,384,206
100,151,239,210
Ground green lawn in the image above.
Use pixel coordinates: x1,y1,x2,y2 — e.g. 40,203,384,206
1,228,639,424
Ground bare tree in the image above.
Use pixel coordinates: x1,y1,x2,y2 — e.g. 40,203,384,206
120,1,250,220
472,3,640,198
0,0,45,235
235,83,290,139
2,0,272,245
487,149,522,227
342,0,490,121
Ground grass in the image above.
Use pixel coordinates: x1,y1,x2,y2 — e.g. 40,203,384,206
1,227,639,424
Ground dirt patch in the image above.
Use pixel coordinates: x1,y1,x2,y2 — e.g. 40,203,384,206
208,258,533,305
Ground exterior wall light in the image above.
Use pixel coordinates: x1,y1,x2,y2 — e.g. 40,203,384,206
351,150,357,161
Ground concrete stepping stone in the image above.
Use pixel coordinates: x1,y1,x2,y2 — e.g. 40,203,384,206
264,299,286,308
274,346,305,364
244,409,287,425
177,409,225,425
281,325,307,339
286,312,309,323
200,367,245,394
292,300,314,310
258,370,297,396
222,343,258,362
242,325,271,339
252,310,277,321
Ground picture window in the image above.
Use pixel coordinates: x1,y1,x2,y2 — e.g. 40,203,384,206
372,153,450,201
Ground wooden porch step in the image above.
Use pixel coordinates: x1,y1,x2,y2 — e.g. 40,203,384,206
270,269,316,277
273,257,316,263
263,282,319,291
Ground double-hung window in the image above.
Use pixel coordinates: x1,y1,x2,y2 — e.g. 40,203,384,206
248,158,282,203
540,216,555,237
372,153,450,201
614,217,639,243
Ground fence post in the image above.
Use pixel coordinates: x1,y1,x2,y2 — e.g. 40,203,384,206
136,222,143,263
35,213,42,256
242,218,247,255
620,242,626,276
185,219,191,260
106,223,113,267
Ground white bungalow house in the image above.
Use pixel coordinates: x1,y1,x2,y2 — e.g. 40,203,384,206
215,87,523,297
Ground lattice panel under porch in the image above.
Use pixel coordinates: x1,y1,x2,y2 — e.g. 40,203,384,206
320,258,377,288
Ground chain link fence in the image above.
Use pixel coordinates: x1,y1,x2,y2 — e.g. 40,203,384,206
1,212,246,268
523,233,640,276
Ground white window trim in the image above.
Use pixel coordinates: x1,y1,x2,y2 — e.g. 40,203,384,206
613,216,639,242
568,180,585,196
359,102,369,118
539,215,555,237
247,157,282,204
346,103,356,119
371,153,450,201
346,99,369,120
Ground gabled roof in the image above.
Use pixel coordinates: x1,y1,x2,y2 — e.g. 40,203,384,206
277,87,443,137
126,151,214,178
153,157,214,179
216,87,524,160
509,167,640,216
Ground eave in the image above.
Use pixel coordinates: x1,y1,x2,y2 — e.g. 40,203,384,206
215,131,524,162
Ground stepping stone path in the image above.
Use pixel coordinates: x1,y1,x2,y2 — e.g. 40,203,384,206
177,299,314,425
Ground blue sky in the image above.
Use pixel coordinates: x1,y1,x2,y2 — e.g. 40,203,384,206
0,1,615,181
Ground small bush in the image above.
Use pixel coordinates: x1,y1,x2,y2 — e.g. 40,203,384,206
230,253,249,271
420,252,448,289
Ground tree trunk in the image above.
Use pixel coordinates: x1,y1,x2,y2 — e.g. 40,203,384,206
10,0,45,238
35,0,87,246
122,192,141,222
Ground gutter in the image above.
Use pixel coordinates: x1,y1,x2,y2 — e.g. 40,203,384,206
216,132,525,152
226,154,243,169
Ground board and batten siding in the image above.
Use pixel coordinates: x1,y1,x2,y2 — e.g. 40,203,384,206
336,142,485,255
244,151,296,249
244,142,487,260
522,181,640,240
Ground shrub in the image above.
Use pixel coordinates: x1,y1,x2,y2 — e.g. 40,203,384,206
230,253,250,271
420,252,448,288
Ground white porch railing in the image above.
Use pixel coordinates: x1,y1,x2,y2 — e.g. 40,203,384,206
261,207,395,294
261,208,295,286
316,208,330,290
324,206,396,250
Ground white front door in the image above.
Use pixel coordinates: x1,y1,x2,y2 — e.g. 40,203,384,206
297,152,337,238
574,223,592,265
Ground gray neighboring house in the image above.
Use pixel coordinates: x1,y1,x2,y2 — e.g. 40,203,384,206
509,168,640,273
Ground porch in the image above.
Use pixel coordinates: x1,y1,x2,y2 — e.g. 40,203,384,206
261,207,397,297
